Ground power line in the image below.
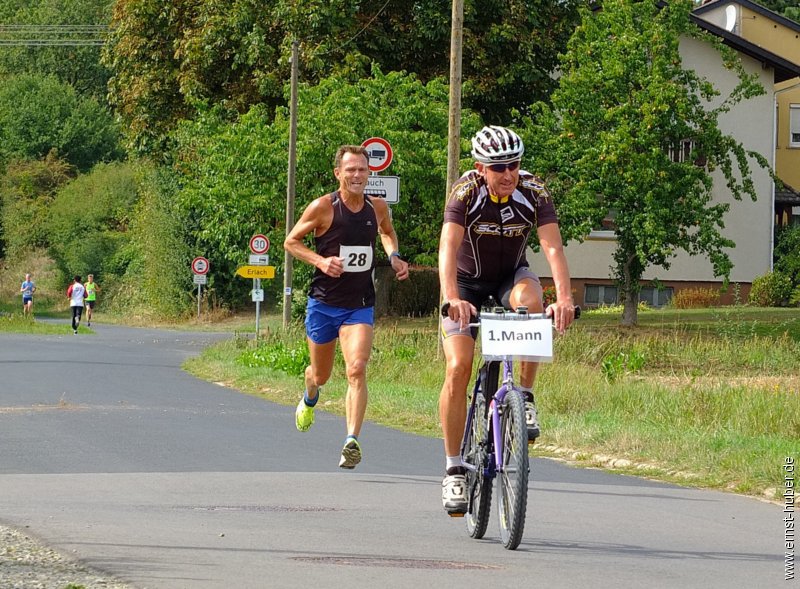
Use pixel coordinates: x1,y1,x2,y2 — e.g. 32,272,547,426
0,24,108,46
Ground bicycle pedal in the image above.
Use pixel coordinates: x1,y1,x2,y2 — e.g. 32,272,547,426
447,512,466,518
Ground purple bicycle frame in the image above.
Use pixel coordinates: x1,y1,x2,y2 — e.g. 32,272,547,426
489,358,515,473
462,357,516,478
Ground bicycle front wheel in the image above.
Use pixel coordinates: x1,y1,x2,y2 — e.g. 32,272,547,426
497,388,529,550
464,389,492,539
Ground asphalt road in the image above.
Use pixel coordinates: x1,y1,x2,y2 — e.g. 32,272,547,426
0,325,787,588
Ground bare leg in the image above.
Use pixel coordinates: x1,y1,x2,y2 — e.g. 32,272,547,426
509,279,544,388
304,338,337,400
439,334,476,457
337,323,373,437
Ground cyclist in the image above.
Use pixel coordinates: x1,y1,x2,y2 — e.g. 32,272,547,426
438,125,576,514
284,144,409,469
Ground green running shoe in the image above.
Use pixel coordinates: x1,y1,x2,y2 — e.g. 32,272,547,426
338,438,362,469
295,397,315,432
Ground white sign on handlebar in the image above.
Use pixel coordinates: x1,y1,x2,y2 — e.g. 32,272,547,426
480,316,553,362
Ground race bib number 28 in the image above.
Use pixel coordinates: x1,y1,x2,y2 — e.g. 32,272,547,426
339,245,373,272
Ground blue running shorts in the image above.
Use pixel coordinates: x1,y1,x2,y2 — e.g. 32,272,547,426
305,297,374,344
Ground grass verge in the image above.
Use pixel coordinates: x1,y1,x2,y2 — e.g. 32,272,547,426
184,306,800,500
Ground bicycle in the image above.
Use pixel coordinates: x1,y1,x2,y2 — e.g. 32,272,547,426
442,302,579,550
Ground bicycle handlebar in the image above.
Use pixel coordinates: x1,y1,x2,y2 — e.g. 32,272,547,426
440,302,581,321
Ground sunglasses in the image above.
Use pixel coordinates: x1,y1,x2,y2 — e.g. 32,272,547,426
486,161,520,173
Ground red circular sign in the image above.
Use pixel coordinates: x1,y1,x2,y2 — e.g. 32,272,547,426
361,137,393,173
249,234,270,254
191,256,210,275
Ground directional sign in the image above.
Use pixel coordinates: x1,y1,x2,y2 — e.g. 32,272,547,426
365,175,400,204
236,265,276,279
191,256,210,275
251,289,264,302
361,137,393,173
249,234,270,255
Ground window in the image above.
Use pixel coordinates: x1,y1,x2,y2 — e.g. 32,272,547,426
791,105,800,147
584,284,618,306
639,286,673,308
668,139,695,163
589,208,617,239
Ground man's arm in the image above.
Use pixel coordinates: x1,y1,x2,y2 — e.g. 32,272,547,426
374,199,408,281
283,197,343,278
438,221,475,328
537,222,575,333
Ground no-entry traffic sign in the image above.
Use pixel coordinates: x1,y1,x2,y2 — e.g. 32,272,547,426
361,137,393,173
191,256,210,275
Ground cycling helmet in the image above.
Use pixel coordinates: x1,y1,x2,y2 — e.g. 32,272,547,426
471,125,524,164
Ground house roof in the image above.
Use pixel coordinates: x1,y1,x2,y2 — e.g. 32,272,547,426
691,0,800,83
693,0,800,35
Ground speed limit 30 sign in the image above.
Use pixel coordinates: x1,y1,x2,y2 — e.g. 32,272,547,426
249,234,270,255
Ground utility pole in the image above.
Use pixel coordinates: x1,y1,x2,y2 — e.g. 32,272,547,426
441,0,465,355
283,40,299,328
446,0,465,199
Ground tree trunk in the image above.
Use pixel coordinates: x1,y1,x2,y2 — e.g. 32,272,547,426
622,294,638,326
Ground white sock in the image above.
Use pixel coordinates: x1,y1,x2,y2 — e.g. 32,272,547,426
446,455,463,472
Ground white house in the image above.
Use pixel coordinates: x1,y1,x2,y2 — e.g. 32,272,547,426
531,1,800,307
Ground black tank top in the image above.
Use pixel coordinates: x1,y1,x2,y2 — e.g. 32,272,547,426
308,192,378,308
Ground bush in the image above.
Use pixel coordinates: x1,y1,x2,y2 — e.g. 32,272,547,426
672,287,720,309
774,225,800,286
790,285,800,307
387,266,439,317
0,155,74,258
748,272,793,307
47,162,139,283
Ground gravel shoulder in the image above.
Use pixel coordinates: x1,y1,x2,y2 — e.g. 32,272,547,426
1,523,135,589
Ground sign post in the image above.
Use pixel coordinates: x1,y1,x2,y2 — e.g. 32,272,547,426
191,256,210,319
248,235,270,340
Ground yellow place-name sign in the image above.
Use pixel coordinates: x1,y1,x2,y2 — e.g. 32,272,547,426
236,265,276,279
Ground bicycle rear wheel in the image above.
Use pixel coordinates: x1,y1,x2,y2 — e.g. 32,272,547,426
497,388,529,550
464,364,497,539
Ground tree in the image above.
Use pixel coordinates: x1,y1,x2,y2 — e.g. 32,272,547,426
47,161,139,281
751,0,800,21
103,0,579,156
172,67,482,306
0,152,74,258
0,0,114,102
0,74,123,171
523,0,768,325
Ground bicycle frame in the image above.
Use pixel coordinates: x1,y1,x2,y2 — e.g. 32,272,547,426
460,357,515,480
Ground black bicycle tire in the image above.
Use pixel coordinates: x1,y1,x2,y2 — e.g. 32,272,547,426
464,363,498,539
497,387,529,550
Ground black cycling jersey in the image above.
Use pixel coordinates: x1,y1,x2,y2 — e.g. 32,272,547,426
443,170,558,282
